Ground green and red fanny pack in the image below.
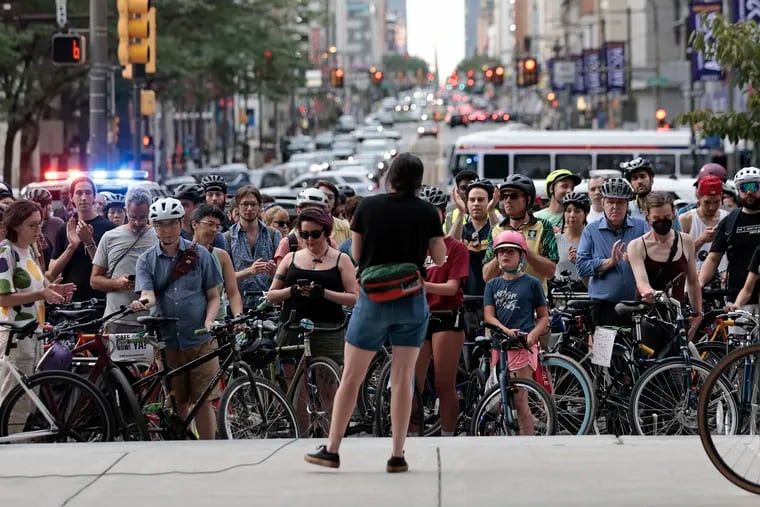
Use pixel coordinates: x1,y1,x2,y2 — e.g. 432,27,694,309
359,263,422,303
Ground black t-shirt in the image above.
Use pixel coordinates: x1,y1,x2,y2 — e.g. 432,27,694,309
461,219,491,296
710,210,760,298
53,215,115,301
351,193,443,274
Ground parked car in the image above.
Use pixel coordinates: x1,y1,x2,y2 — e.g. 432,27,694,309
314,131,335,150
417,121,439,138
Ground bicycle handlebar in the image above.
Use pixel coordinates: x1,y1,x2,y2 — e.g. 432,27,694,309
482,321,531,350
54,299,148,334
282,309,350,333
192,304,280,336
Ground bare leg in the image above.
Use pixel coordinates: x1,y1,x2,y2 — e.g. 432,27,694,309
513,365,535,436
412,341,433,434
325,342,376,453
389,345,422,457
431,330,465,433
194,400,216,440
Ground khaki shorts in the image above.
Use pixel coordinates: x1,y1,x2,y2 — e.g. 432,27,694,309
165,340,221,404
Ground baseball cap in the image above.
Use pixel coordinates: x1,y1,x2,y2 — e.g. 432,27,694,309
697,175,723,196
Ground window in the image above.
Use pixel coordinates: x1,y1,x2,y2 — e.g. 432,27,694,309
260,173,286,188
342,176,364,183
483,154,510,179
556,154,592,177
597,153,634,171
449,153,479,174
514,155,550,179
640,154,676,176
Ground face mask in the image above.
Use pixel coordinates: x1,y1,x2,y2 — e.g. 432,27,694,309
651,218,672,235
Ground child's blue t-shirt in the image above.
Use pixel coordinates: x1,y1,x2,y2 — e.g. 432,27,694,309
484,274,546,333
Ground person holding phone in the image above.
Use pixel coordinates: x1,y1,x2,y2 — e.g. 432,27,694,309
266,207,357,366
679,175,728,276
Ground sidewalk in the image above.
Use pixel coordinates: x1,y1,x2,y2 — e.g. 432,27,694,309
0,436,754,507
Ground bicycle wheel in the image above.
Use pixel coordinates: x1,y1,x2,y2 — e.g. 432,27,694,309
0,370,114,442
470,378,557,436
695,341,730,367
630,359,737,436
542,353,596,435
699,343,760,495
290,357,342,438
217,375,299,439
103,366,149,441
357,350,389,420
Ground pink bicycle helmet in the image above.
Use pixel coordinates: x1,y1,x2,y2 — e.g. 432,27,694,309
493,230,528,253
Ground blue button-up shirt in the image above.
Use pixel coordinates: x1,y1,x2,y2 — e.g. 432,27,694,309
576,215,650,302
135,238,223,350
228,220,280,295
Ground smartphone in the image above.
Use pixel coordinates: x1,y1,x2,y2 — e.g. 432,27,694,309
297,278,311,287
127,275,136,281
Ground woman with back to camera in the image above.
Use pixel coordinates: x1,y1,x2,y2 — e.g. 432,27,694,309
305,153,445,473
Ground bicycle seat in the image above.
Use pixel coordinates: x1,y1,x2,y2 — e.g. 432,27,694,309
566,300,600,311
615,301,649,315
1,320,38,337
137,316,179,328
54,308,99,320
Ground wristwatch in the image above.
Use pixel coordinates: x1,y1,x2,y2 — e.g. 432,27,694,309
690,310,704,317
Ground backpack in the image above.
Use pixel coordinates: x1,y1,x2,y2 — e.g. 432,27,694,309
720,208,742,257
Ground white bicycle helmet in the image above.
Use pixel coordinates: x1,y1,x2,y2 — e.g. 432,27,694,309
601,177,635,200
734,167,760,185
296,188,329,208
103,192,126,212
23,187,53,204
418,185,448,207
723,181,737,197
149,197,185,222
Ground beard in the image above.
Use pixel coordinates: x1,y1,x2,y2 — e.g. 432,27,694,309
741,195,760,210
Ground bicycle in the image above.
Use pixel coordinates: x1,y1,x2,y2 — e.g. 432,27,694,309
264,310,346,438
0,320,113,443
470,322,557,436
132,312,298,440
698,342,760,494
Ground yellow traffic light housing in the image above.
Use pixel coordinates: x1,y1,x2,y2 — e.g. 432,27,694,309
117,0,153,67
141,90,156,116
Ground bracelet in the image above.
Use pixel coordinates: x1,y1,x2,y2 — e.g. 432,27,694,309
85,242,96,248
690,311,704,317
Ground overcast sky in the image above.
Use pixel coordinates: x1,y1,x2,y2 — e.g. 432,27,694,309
406,0,465,79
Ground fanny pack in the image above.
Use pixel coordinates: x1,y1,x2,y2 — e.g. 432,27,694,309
359,263,422,303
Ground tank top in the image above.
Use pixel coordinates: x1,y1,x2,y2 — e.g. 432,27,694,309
210,249,228,320
282,252,345,324
687,208,728,273
642,233,688,302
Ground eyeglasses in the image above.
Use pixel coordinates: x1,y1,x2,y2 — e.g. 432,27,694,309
198,220,222,231
154,221,181,230
299,229,324,240
740,182,760,194
239,201,260,208
128,216,149,224
500,193,524,201
274,220,290,227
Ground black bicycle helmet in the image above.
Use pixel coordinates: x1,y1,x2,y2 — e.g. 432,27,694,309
173,183,206,204
240,336,277,368
418,185,448,207
201,174,228,194
601,177,635,200
620,157,654,181
337,184,356,203
465,178,495,198
499,174,536,205
454,170,478,186
561,192,591,213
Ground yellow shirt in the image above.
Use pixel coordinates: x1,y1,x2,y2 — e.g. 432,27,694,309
331,217,351,244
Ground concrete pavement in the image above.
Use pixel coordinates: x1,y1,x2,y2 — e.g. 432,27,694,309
0,436,754,506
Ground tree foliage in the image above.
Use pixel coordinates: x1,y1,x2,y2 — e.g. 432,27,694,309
676,13,760,143
455,54,502,74
382,53,429,76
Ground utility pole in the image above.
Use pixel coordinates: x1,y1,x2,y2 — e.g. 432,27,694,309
132,65,144,172
89,0,108,169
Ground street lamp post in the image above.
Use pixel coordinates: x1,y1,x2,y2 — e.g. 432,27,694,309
646,0,662,113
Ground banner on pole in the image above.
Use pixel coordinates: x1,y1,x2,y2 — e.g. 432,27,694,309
690,1,724,82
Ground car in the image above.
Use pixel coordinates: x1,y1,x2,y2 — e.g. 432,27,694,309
282,136,315,161
248,168,288,189
288,150,333,172
330,140,356,160
377,111,394,127
417,121,439,138
336,115,357,133
314,131,334,150
161,175,197,194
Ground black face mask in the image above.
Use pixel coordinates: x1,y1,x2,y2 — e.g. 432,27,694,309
651,218,672,235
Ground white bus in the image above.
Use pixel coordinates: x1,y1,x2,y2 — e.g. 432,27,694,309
448,128,705,197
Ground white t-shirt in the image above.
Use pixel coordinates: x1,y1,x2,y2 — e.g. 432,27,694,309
0,241,46,328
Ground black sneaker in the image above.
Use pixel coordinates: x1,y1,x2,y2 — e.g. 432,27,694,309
304,445,340,469
386,455,408,473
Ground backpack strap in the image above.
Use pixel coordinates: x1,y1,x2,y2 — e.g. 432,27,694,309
722,207,741,252
224,230,232,256
288,232,299,253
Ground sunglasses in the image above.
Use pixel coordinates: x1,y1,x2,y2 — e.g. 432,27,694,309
740,182,760,194
274,220,290,227
500,193,524,201
299,230,324,240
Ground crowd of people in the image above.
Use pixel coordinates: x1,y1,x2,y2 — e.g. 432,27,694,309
0,153,756,473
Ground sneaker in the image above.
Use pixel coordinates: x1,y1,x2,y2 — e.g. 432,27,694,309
304,445,340,469
386,455,408,473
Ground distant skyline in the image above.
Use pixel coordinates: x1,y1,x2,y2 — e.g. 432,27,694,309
406,0,464,79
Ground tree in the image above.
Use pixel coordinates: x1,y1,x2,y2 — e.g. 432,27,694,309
382,53,429,77
676,13,760,144
455,54,502,74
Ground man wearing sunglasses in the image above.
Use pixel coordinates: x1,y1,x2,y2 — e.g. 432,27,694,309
700,167,760,305
225,185,280,308
482,174,558,294
91,187,157,334
130,197,222,440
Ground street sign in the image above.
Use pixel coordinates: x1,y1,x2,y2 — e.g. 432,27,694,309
552,60,575,88
52,33,86,65
305,69,322,88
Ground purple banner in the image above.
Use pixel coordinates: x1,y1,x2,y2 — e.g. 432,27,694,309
583,49,603,94
733,0,760,23
572,55,585,95
690,1,723,82
603,42,626,94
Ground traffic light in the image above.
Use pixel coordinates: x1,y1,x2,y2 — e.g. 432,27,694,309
142,135,153,148
656,108,670,130
485,68,494,82
546,92,556,102
331,68,345,88
522,58,538,86
466,69,474,78
117,0,156,73
52,33,87,65
371,70,384,86
493,66,504,86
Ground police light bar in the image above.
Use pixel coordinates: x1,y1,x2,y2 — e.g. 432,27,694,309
44,169,85,181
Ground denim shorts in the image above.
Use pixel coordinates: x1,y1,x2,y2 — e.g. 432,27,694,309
345,289,429,351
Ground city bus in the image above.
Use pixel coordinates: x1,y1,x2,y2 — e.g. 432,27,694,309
448,128,705,197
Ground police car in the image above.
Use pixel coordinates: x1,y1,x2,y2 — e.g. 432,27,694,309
22,169,167,204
